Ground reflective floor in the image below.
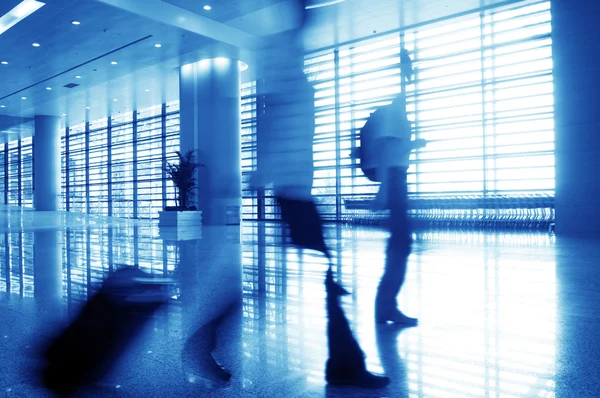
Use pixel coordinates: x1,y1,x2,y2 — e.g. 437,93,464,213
0,208,598,397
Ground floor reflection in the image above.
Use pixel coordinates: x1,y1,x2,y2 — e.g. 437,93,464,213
0,212,562,397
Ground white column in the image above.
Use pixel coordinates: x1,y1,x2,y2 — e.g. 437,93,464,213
33,115,61,211
179,58,242,226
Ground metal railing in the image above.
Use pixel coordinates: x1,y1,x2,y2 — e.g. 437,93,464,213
344,193,555,230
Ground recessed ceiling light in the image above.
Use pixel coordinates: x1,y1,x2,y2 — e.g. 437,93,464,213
32,42,40,47
113,98,118,102
154,43,162,48
111,61,117,65
144,89,150,92
71,20,80,25
61,113,67,116
75,75,81,79
1,61,7,65
0,105,5,108
85,106,90,109
21,96,26,100
203,5,211,10
45,87,51,90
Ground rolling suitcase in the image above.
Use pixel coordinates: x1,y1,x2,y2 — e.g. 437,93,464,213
43,267,171,396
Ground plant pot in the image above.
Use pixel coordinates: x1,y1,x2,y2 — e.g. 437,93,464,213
158,211,203,241
158,210,202,228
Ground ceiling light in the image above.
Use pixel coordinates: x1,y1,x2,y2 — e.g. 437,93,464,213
75,75,81,79
61,113,67,116
0,105,5,108
1,61,7,65
0,1,45,36
203,5,211,10
85,106,90,109
71,20,80,25
21,96,26,100
45,87,51,90
144,89,150,92
32,42,40,47
113,98,118,102
111,61,117,65
305,0,346,9
154,43,162,48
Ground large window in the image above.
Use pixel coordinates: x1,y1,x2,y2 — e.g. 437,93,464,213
111,113,135,218
88,119,109,215
241,81,258,220
0,138,34,208
61,106,177,218
7,140,20,206
21,137,33,207
296,0,554,221
164,101,180,209
136,105,164,219
67,124,87,213
405,1,553,195
62,105,180,219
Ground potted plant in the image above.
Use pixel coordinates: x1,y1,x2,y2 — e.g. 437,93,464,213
158,149,204,230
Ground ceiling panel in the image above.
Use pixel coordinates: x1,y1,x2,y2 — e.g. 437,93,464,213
163,0,286,22
0,0,219,121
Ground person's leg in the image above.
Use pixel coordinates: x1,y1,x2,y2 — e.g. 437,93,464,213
375,167,417,326
370,137,403,211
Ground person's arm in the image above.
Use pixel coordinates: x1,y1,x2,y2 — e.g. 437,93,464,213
410,139,427,150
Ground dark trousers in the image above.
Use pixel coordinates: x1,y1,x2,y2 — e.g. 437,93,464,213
375,167,412,316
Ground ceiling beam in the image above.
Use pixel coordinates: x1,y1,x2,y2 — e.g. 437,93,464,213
95,0,264,51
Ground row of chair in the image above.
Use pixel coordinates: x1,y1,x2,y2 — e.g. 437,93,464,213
343,194,555,230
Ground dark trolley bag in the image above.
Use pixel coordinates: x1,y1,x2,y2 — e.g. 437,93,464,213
43,267,171,396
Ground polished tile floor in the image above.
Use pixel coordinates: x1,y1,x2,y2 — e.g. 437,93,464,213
0,208,598,397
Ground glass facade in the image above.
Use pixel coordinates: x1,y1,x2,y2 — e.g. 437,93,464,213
57,103,181,219
0,137,33,207
0,1,553,224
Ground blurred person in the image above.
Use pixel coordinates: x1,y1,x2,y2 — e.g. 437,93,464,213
250,0,330,260
252,0,390,387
